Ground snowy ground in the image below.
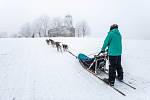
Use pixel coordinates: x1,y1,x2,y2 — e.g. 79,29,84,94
0,37,150,100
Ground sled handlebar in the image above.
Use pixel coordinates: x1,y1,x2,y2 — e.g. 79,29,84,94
98,49,108,56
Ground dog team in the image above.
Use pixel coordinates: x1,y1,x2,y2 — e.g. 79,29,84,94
45,39,68,52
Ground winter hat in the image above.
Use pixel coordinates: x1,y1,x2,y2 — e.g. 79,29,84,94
110,24,118,31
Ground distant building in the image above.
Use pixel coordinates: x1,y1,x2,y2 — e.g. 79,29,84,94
48,15,75,37
48,26,75,37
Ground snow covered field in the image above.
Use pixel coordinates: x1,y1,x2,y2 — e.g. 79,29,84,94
0,37,150,100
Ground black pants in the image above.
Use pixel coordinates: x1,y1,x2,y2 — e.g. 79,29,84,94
108,55,123,83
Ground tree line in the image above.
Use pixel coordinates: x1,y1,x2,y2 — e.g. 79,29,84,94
15,15,90,38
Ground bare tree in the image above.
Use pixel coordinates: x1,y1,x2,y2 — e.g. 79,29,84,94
75,28,80,37
19,23,32,37
20,15,50,38
32,19,42,37
51,17,63,28
40,15,50,37
76,21,90,37
31,15,50,37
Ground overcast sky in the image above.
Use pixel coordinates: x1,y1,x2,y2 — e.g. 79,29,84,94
0,0,150,39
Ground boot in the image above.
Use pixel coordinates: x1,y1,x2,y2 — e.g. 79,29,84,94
117,75,123,81
103,78,114,86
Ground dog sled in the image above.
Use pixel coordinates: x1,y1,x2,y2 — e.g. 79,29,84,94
78,52,108,74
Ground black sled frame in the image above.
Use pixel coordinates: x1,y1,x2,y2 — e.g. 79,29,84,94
80,52,108,74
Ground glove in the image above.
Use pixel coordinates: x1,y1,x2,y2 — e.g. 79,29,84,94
94,55,99,58
100,51,105,53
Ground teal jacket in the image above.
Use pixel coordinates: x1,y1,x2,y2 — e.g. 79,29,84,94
101,28,122,56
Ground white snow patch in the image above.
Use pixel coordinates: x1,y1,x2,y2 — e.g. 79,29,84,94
0,37,150,100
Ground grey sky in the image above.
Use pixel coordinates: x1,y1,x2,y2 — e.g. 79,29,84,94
0,0,150,39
